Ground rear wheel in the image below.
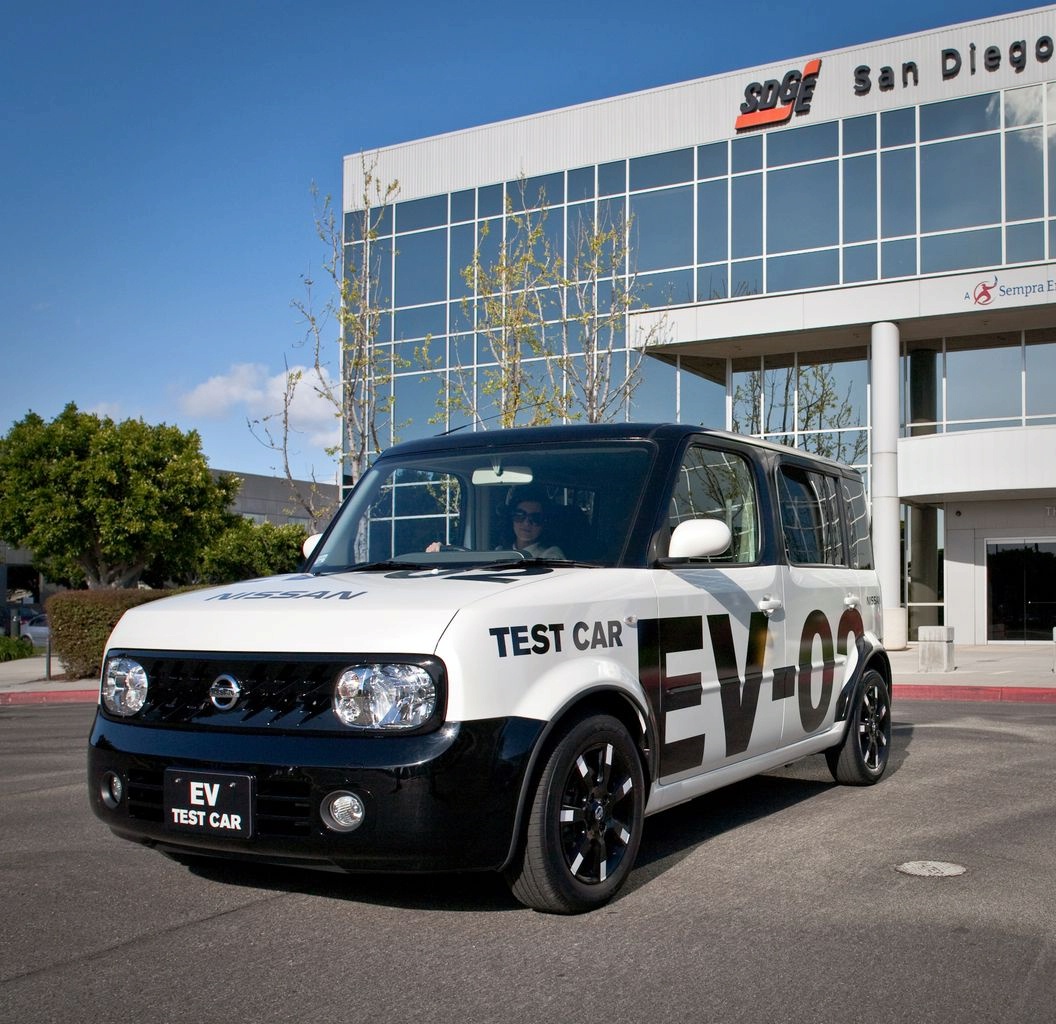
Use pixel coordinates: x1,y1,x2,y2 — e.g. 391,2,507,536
507,714,644,914
826,669,891,785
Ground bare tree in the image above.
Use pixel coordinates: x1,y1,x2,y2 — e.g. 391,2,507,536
445,183,562,429
547,207,665,423
253,155,399,518
438,180,663,429
731,361,868,465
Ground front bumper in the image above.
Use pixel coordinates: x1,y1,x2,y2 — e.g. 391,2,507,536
88,712,544,872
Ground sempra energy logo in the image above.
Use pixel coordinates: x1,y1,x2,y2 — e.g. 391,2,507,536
735,59,822,131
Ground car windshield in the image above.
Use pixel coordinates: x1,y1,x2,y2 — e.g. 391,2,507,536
309,441,655,572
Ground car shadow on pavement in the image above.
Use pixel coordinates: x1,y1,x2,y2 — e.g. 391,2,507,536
177,724,915,914
625,722,915,896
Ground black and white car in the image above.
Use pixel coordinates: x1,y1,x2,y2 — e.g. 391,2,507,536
88,423,892,913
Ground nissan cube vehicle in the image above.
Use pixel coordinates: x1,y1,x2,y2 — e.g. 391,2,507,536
88,423,892,913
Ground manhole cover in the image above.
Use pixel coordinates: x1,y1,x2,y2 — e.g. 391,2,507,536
895,860,967,877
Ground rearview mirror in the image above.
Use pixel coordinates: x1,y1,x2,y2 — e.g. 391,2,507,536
668,519,732,559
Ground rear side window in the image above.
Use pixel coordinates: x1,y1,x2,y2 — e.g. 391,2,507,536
778,465,846,565
841,476,874,569
669,446,759,562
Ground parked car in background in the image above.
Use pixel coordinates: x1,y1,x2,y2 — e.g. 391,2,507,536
21,615,50,648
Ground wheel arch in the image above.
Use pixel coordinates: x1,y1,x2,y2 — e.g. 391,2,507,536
834,632,892,724
499,685,655,873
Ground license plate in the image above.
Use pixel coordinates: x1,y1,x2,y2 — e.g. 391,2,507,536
164,770,254,838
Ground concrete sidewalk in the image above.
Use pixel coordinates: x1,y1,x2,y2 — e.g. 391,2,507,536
2,643,1055,706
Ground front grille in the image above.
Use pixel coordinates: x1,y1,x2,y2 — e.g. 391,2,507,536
102,651,444,734
126,767,313,837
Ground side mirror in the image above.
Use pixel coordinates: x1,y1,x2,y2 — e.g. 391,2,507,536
668,519,732,560
302,533,322,559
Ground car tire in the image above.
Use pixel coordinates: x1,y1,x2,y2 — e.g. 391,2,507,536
507,713,644,914
825,669,891,785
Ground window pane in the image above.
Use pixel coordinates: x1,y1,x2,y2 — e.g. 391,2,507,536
698,264,728,301
844,114,876,154
882,238,916,278
946,334,1022,422
630,148,693,191
599,160,626,196
1006,85,1043,127
732,173,762,257
630,185,693,271
1025,329,1056,415
1006,127,1045,221
732,134,762,172
731,259,763,297
396,194,447,233
568,166,595,201
920,93,999,141
394,228,447,306
508,172,563,211
842,477,874,569
636,269,693,307
767,161,838,252
631,357,676,421
678,364,727,427
731,357,762,434
921,227,1000,274
767,249,838,292
798,353,869,432
449,222,475,299
478,184,503,218
881,148,916,237
697,178,728,263
762,355,795,434
843,154,877,242
843,243,877,283
450,190,475,223
881,107,915,147
393,303,445,341
669,447,759,562
921,135,1000,231
698,142,728,179
1007,221,1045,263
778,466,845,565
767,121,838,166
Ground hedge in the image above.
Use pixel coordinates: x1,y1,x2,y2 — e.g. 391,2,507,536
46,588,195,680
0,635,36,662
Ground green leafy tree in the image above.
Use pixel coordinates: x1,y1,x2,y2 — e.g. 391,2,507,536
0,404,239,589
196,519,308,585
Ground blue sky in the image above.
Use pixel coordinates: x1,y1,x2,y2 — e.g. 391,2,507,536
1,0,1043,481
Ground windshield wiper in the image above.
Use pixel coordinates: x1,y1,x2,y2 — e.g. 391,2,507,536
312,560,418,575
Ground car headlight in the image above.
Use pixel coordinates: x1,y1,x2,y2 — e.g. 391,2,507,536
102,657,149,716
333,664,438,730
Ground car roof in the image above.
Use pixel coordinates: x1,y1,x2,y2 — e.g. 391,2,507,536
377,422,859,474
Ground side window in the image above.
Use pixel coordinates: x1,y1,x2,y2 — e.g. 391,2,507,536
841,476,874,569
778,465,846,566
668,446,759,562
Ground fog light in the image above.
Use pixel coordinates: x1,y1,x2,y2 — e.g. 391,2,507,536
321,791,365,833
100,771,124,810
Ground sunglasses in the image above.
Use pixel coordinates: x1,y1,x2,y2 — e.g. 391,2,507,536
512,509,546,525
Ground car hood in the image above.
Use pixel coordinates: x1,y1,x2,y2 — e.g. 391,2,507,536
105,567,570,655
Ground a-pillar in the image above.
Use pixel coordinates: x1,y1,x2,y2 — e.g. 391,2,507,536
871,322,907,649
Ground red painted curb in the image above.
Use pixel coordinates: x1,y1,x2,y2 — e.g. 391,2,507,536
0,690,97,706
894,684,1056,704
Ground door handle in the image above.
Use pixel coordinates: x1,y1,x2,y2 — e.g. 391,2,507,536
757,596,783,617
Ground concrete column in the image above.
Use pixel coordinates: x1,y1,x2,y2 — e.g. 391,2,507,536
871,322,907,650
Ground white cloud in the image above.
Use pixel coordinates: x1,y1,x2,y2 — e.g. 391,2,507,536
179,362,340,457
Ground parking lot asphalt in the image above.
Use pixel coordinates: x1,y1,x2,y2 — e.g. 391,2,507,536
1,642,1054,706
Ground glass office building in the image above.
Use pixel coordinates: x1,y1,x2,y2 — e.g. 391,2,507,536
343,6,1056,646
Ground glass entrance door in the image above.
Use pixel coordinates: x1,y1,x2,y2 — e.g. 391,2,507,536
986,540,1056,642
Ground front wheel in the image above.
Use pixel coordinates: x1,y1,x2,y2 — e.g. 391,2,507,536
507,714,645,914
825,669,891,785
